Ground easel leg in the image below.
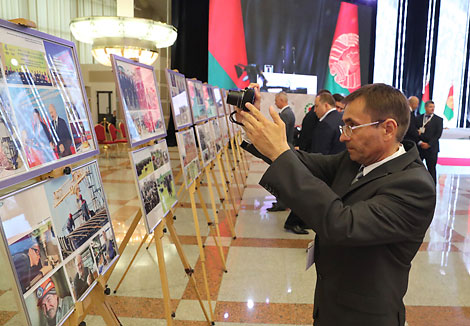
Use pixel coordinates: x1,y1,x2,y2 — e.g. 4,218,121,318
195,177,227,272
165,213,213,325
222,147,240,216
113,233,149,293
229,139,244,197
154,223,174,325
104,210,142,282
211,159,236,239
189,184,215,321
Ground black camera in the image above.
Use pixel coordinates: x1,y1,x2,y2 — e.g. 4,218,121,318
226,87,255,111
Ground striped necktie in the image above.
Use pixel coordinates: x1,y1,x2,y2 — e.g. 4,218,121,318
351,166,364,184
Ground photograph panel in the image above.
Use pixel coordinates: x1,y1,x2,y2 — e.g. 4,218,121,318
175,129,201,189
24,267,74,326
64,246,98,301
186,79,207,124
90,224,117,275
165,70,192,130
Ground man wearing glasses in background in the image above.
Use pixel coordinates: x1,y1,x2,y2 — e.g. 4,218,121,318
236,83,436,326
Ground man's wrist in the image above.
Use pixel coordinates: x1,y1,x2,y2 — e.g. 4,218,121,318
269,144,291,162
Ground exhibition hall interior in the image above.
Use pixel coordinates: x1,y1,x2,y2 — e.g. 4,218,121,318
0,0,469,325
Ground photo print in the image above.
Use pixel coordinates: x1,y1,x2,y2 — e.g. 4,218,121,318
43,162,110,258
7,87,76,167
210,118,223,153
202,84,217,119
131,139,177,233
90,224,117,274
218,116,230,145
186,79,207,124
24,267,74,326
112,56,166,146
175,128,201,189
64,246,98,301
165,69,192,129
0,183,59,294
212,87,225,118
0,84,26,178
195,122,217,167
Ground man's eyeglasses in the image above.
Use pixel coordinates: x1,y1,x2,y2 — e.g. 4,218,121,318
339,120,385,138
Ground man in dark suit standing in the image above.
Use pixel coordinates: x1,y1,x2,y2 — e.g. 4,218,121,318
284,92,345,234
297,89,331,152
237,83,435,326
48,104,73,158
417,100,443,184
404,96,420,144
267,91,295,212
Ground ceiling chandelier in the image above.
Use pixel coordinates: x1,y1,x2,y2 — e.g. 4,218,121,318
69,3,177,66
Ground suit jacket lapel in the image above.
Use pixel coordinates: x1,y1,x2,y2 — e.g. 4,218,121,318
339,141,420,198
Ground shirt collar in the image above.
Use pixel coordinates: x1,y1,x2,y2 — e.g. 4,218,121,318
319,108,336,122
279,105,289,113
362,144,406,176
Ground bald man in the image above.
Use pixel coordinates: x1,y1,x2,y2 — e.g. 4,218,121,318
404,96,420,144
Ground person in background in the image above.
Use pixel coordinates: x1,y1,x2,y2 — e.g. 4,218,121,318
333,93,345,112
417,100,443,184
267,91,295,212
404,96,420,144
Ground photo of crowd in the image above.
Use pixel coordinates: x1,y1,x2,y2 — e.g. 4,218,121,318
91,225,117,274
24,267,74,326
165,69,193,130
196,122,217,167
131,140,177,232
176,129,201,189
64,247,98,301
44,162,111,258
202,84,218,119
113,57,166,146
186,79,208,124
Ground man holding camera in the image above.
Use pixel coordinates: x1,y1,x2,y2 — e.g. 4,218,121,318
236,83,435,326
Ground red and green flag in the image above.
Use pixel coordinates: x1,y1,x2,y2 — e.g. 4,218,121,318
443,85,454,120
208,0,249,89
324,2,361,95
418,82,430,114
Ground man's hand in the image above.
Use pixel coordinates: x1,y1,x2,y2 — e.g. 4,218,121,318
238,103,290,162
247,83,261,110
420,142,430,149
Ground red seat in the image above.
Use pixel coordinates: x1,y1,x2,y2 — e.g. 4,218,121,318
94,124,114,145
108,123,127,144
119,122,127,139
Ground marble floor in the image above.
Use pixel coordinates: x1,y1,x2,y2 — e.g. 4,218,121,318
1,145,470,325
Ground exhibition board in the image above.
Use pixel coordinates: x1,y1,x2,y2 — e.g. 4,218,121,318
201,83,217,119
175,128,201,189
129,139,178,234
165,69,193,130
0,160,118,326
0,19,98,190
195,122,218,168
213,87,225,118
186,79,208,124
111,54,166,147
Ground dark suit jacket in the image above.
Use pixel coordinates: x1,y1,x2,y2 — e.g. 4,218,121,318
298,108,319,152
312,110,345,155
403,110,419,144
53,117,73,157
416,114,443,153
259,141,435,326
279,106,295,145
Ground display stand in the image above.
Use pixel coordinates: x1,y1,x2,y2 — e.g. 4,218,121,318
63,278,120,326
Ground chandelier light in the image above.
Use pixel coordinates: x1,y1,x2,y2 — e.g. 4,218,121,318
70,16,177,66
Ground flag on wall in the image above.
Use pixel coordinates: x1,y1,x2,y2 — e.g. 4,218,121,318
418,82,430,114
208,0,249,89
443,85,454,120
324,2,361,95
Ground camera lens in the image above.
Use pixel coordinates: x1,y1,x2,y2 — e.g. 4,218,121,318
227,90,244,108
226,88,255,111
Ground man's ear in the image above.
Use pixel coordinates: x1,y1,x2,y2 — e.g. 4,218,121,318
383,118,398,140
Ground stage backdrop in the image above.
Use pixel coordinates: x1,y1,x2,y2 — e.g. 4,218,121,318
208,0,376,93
